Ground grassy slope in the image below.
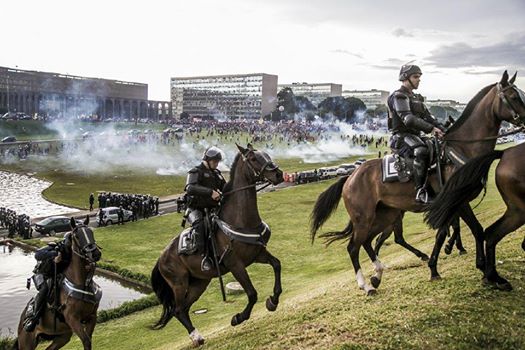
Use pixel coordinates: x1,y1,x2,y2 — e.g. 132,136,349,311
51,164,525,350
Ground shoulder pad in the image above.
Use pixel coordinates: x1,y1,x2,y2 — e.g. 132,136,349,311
188,168,199,174
394,91,409,99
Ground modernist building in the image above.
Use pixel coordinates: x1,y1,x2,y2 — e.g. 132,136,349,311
171,73,278,119
0,66,171,120
342,89,389,109
278,82,342,106
426,99,466,112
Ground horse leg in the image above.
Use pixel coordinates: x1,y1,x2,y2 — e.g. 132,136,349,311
347,231,376,296
427,226,449,280
66,318,92,350
227,262,259,326
373,229,392,257
255,249,282,312
391,215,429,261
363,238,384,289
163,271,207,346
483,210,523,291
16,329,38,350
179,278,211,346
453,218,467,254
459,205,485,271
45,332,73,350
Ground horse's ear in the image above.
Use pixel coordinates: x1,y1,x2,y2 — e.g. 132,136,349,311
70,217,76,228
500,70,509,85
84,215,89,226
236,143,247,154
509,71,517,84
247,143,254,151
448,115,455,124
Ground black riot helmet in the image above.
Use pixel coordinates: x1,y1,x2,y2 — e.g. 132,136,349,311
399,64,422,81
202,146,223,162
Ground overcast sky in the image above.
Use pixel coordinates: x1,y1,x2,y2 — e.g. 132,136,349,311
2,0,524,103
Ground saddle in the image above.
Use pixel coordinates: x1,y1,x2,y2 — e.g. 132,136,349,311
382,138,469,183
382,138,436,183
177,214,272,256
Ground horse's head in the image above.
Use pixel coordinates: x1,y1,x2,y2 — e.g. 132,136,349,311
69,216,101,263
493,71,525,127
236,143,284,185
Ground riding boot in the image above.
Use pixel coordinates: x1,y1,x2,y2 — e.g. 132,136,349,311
23,284,47,332
413,158,433,204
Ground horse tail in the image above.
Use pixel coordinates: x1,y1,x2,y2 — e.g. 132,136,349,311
425,150,504,229
319,220,354,245
310,175,348,242
151,260,175,330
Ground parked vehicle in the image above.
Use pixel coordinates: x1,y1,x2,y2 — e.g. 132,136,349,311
96,206,133,225
336,164,357,176
318,167,338,180
295,171,319,184
34,216,82,236
1,136,16,143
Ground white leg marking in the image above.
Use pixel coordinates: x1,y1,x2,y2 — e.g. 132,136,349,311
372,259,384,280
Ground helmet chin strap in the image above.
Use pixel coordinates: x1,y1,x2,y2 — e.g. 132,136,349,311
408,77,417,90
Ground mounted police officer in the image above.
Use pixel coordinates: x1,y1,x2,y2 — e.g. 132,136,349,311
184,146,226,271
23,237,70,332
387,64,446,203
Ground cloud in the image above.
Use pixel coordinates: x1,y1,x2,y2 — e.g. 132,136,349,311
426,32,525,69
330,49,363,59
392,27,413,37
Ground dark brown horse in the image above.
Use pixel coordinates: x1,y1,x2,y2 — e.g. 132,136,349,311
14,216,102,350
373,214,464,260
151,144,284,347
310,71,524,295
425,141,525,290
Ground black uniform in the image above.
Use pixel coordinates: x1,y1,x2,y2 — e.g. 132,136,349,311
185,163,226,253
24,240,70,332
388,85,444,196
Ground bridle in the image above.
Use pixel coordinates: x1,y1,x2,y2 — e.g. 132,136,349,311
497,82,525,126
70,225,100,264
445,83,525,143
221,150,280,197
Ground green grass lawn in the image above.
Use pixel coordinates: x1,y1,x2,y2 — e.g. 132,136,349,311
40,162,525,350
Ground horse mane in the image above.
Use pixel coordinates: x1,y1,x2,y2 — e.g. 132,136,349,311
222,152,241,194
445,83,496,135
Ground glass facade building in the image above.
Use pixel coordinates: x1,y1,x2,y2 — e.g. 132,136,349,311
342,89,389,109
171,73,278,119
278,82,342,106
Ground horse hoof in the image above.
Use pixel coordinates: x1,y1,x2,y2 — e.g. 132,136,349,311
444,246,452,255
459,249,467,255
370,276,381,289
430,275,442,281
366,289,377,296
496,282,513,291
420,254,430,262
192,338,205,347
231,314,243,327
266,297,278,312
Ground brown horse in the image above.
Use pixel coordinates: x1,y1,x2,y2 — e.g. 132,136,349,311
14,216,102,350
425,141,525,290
310,71,525,295
151,144,284,347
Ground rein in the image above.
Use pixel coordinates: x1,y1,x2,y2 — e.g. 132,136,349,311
221,181,271,197
444,126,524,143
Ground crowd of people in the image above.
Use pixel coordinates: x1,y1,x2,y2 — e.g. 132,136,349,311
0,207,32,239
94,192,160,221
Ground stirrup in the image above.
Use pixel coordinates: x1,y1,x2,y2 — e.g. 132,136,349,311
200,257,212,271
416,188,432,204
